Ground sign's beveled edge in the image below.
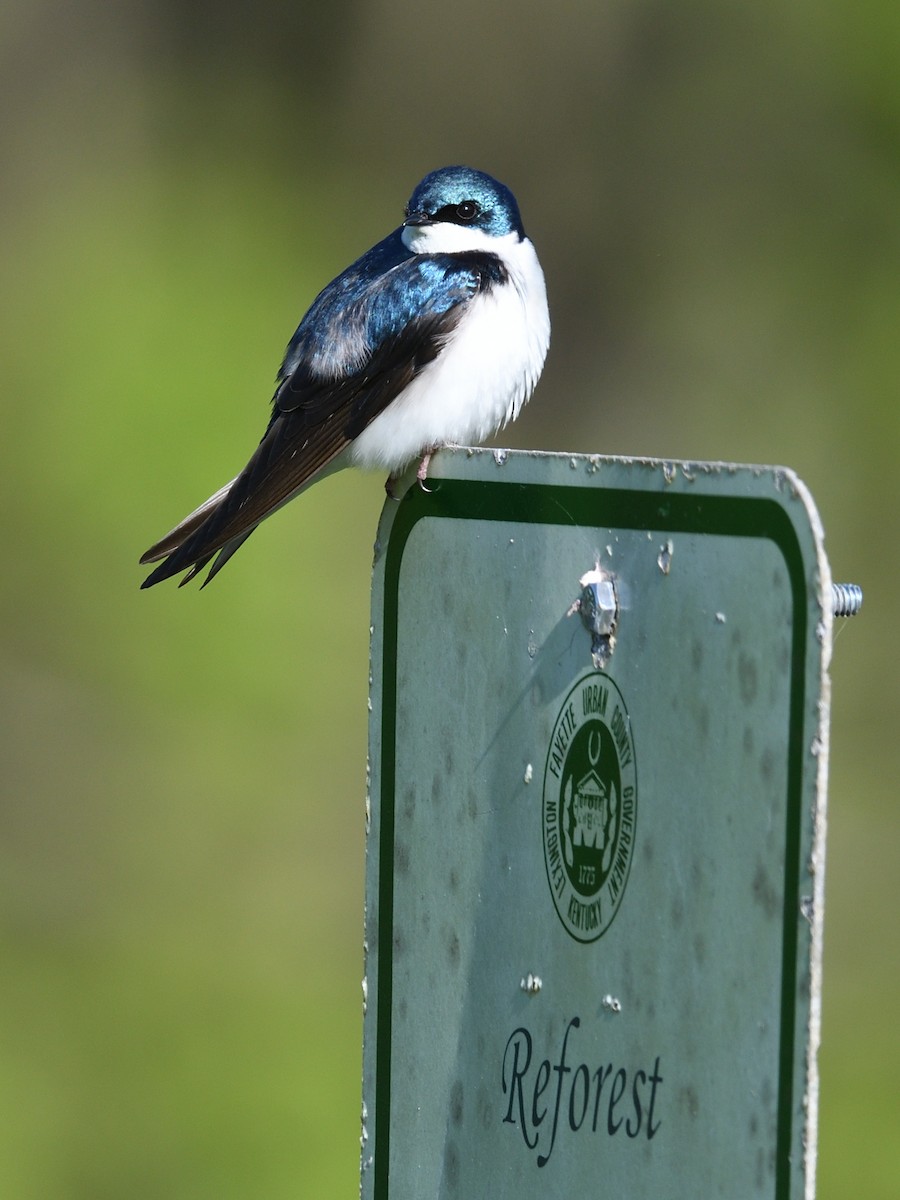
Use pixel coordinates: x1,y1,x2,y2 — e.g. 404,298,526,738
365,448,832,1200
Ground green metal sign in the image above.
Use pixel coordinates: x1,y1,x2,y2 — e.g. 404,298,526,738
363,448,832,1199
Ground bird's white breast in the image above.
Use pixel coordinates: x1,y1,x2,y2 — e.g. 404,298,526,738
348,228,550,472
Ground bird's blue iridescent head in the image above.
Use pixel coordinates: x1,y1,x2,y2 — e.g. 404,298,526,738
403,166,525,240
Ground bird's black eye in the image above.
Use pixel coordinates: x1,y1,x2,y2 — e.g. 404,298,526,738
430,199,484,225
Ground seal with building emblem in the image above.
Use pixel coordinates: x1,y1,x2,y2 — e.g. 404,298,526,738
542,672,637,942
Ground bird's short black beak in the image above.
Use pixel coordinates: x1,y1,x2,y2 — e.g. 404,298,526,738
403,209,433,227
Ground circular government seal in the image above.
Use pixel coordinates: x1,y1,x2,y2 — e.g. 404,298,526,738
542,672,637,942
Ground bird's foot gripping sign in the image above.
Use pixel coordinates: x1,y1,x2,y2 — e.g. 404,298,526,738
363,447,832,1200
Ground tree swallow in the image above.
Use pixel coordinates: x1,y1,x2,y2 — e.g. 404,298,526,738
140,165,550,588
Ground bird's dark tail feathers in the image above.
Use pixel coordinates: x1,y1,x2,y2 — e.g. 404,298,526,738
139,476,255,589
140,527,257,589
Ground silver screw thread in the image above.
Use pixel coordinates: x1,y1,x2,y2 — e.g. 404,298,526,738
832,583,863,618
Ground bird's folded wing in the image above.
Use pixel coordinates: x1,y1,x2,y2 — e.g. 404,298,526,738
140,251,502,577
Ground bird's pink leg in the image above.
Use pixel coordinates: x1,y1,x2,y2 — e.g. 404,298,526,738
384,447,438,500
415,449,435,492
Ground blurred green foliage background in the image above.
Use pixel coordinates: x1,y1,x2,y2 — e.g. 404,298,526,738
1,1,897,1195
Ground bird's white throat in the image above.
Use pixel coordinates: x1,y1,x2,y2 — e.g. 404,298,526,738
401,222,520,256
